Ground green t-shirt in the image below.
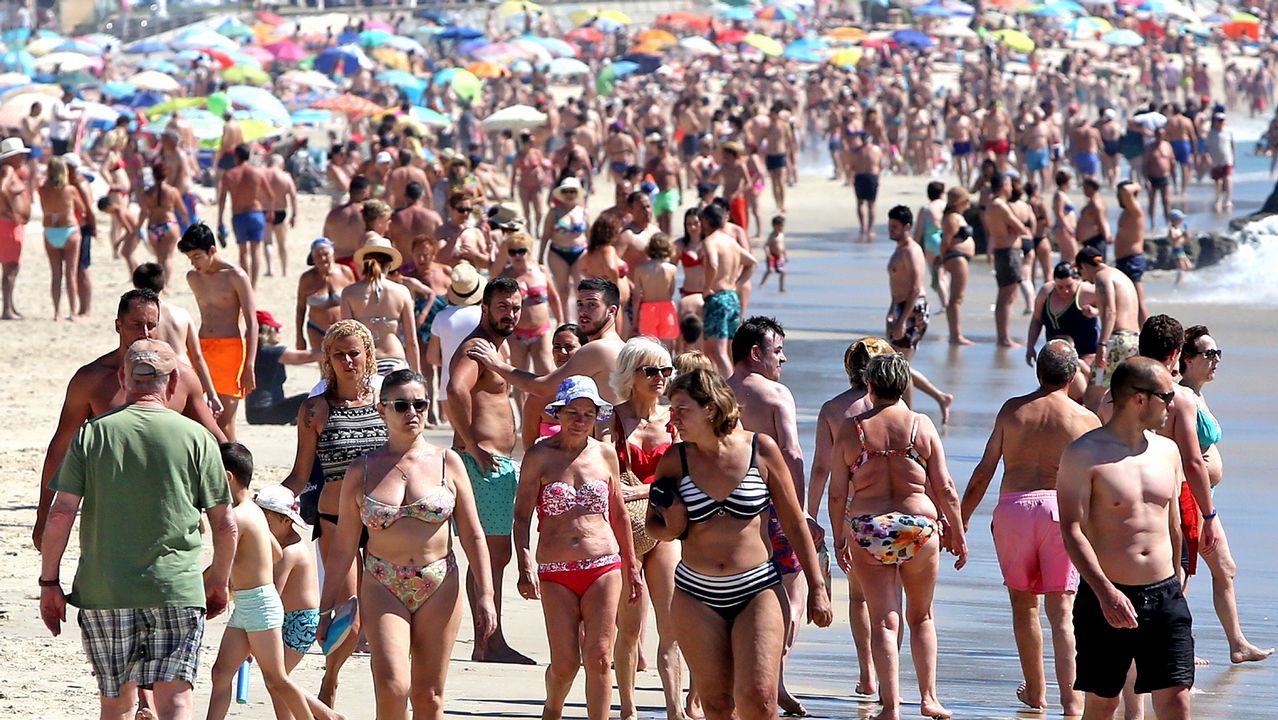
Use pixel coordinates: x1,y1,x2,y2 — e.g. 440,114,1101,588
51,404,231,610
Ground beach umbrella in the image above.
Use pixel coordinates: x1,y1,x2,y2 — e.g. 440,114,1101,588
566,27,605,44
595,62,635,95
1026,3,1074,16
216,17,255,40
236,46,274,64
0,72,31,86
385,36,426,54
547,57,591,76
25,35,65,57
0,91,56,126
0,50,36,77
359,29,395,47
123,39,169,54
264,39,307,63
825,26,867,42
498,0,543,15
410,105,452,126
719,0,754,6
658,12,715,31
290,108,333,126
256,10,287,25
993,28,1036,51
52,39,101,55
138,58,182,74
469,41,525,62
519,35,577,57
1101,28,1144,46
892,29,936,48
312,93,386,116
74,100,121,124
376,69,426,90
438,26,485,40
510,38,554,62
278,69,337,90
1179,22,1211,36
143,97,208,118
434,68,484,102
222,65,270,85
481,104,547,131
570,9,632,25
915,4,957,16
744,33,784,56
828,47,863,66
1231,11,1260,23
226,51,265,68
717,28,748,44
620,53,664,73
35,52,98,73
933,22,978,37
720,6,756,20
466,61,509,78
314,45,371,76
100,81,137,98
635,29,678,46
226,85,291,127
757,6,800,21
680,36,722,56
173,28,239,52
0,83,61,105
362,18,395,32
1066,16,1113,36
784,46,824,62
1222,21,1260,39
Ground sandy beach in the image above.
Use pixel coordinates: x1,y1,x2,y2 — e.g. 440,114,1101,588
3,160,1275,718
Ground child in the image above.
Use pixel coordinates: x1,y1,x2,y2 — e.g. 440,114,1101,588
760,215,788,292
633,233,679,348
1169,209,1192,284
206,443,315,720
97,191,141,273
677,314,703,355
255,484,339,719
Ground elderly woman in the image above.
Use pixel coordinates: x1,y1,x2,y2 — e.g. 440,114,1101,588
281,320,388,707
829,353,968,720
608,338,685,720
513,376,640,720
296,238,355,351
647,369,831,720
499,231,560,376
520,323,588,450
320,369,497,718
1178,326,1272,663
541,176,590,321
340,236,419,375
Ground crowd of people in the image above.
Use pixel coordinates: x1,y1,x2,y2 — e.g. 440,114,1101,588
14,2,1278,719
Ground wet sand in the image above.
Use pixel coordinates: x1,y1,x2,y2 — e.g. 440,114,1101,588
1,164,1273,718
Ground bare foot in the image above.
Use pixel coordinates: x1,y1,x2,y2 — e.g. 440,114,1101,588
949,335,974,346
1195,655,1211,667
685,692,704,719
1016,682,1047,711
1231,643,1274,664
135,709,157,720
473,643,537,665
778,689,809,716
937,393,954,425
854,679,877,696
318,678,337,708
997,338,1023,348
920,698,953,719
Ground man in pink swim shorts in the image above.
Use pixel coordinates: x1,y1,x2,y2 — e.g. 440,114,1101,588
960,339,1103,716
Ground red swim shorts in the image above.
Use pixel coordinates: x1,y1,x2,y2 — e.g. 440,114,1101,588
985,138,1011,156
0,215,22,265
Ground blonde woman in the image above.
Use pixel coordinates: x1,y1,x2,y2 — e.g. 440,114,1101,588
499,231,560,377
281,320,388,707
609,337,685,720
340,235,419,375
37,156,85,320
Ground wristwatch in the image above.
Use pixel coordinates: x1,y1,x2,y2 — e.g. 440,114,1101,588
1201,510,1218,521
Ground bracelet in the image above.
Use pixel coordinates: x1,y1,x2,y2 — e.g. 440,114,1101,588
38,577,60,587
1201,510,1218,521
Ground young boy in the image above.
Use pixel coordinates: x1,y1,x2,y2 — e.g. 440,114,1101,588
760,215,788,292
206,443,314,720
97,191,141,273
1168,209,1192,284
633,233,679,348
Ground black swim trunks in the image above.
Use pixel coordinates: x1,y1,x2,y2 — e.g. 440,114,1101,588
272,210,287,225
993,247,1023,288
854,173,880,202
1074,576,1194,698
765,153,788,171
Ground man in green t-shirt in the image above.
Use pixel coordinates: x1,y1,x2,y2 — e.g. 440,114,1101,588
39,339,239,718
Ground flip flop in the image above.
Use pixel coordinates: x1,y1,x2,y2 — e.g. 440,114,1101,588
322,596,358,656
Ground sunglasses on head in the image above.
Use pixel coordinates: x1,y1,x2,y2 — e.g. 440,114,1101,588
508,247,528,256
1132,386,1175,405
1195,348,1223,361
380,398,430,414
641,365,674,378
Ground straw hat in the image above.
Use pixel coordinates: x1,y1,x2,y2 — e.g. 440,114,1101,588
0,138,31,161
446,261,486,306
552,176,584,202
353,235,403,273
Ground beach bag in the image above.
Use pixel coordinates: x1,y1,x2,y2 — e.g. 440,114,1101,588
615,415,657,556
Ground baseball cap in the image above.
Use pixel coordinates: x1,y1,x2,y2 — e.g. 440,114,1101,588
376,151,393,164
1075,246,1104,266
1053,261,1079,279
1169,209,1186,221
1212,111,1226,120
254,484,309,527
125,339,178,381
1103,108,1117,120
256,309,282,329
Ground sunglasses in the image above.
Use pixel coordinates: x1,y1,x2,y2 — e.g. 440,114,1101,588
1195,348,1223,361
1132,386,1175,405
508,248,528,256
380,398,430,414
453,206,473,214
641,365,674,378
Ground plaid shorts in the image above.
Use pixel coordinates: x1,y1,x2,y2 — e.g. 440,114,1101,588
78,607,205,697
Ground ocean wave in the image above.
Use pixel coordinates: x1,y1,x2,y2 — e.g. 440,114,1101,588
1166,221,1278,305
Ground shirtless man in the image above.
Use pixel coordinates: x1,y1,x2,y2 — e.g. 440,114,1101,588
603,122,638,184
962,340,1100,716
387,182,442,274
214,111,244,184
383,148,429,210
159,131,199,233
446,276,534,665
0,137,32,319
618,192,658,269
1165,106,1197,193
1142,128,1174,229
947,99,977,187
1075,246,1140,410
1057,357,1193,720
850,133,884,241
1022,109,1052,190
468,277,626,404
717,141,750,235
264,154,298,278
1069,114,1103,183
216,144,275,288
1097,109,1123,186
763,103,797,214
131,262,220,418
984,174,1032,347
1113,182,1149,324
32,288,225,549
645,135,683,236
178,224,258,442
700,204,757,376
321,176,371,273
1075,177,1110,261
982,100,1014,171
885,206,955,422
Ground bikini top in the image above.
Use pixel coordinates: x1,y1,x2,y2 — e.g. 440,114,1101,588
555,210,587,235
1194,396,1222,452
1064,202,1077,214
307,289,342,308
360,454,455,529
850,415,926,475
677,434,771,523
538,477,610,518
523,284,549,306
679,249,704,267
615,414,676,484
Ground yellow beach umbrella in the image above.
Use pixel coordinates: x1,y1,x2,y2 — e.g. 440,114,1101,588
829,48,863,67
744,33,784,57
993,28,1036,52
498,0,543,16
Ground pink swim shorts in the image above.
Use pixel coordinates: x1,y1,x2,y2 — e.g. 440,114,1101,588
992,490,1079,595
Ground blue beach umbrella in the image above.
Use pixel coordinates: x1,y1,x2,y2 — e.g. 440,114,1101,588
783,46,824,62
1101,28,1144,46
438,26,485,40
138,58,181,74
721,6,755,20
410,105,452,126
892,29,936,48
376,69,426,90
314,45,370,76
226,84,292,127
358,29,394,47
53,39,101,55
100,81,137,98
123,39,169,54
386,35,426,54
520,35,576,57
915,4,957,16
0,50,35,76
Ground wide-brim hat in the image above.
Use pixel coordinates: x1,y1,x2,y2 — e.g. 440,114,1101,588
546,375,613,421
552,176,583,202
353,235,402,273
446,261,486,306
0,137,31,161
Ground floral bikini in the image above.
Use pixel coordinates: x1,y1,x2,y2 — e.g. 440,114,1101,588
844,416,938,565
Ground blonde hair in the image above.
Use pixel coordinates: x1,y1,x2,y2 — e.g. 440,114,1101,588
944,186,970,215
667,368,740,437
320,320,377,395
361,199,392,229
506,231,534,252
672,350,714,375
646,232,674,261
46,157,68,190
610,336,673,402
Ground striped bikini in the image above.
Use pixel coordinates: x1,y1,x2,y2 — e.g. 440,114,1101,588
672,434,782,622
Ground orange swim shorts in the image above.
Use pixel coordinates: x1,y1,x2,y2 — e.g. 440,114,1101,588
201,337,247,399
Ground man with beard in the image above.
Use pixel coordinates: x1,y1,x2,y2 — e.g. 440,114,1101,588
467,278,626,403
447,276,534,665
